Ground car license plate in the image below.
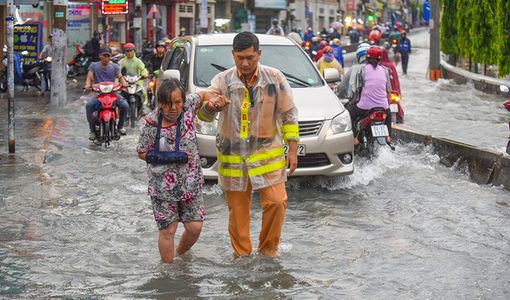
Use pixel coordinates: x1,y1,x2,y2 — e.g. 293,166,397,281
390,103,399,112
284,144,306,156
371,125,389,137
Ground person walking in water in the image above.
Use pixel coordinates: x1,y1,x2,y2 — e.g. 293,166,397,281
205,32,299,257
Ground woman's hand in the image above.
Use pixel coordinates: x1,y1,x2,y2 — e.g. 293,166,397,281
206,95,230,112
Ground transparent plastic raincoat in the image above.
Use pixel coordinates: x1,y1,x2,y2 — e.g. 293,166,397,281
202,65,299,191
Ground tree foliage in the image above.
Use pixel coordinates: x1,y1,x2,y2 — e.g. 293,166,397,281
440,0,510,76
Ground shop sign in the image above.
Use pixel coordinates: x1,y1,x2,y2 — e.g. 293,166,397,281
345,0,356,11
254,0,286,10
14,23,42,64
101,0,128,15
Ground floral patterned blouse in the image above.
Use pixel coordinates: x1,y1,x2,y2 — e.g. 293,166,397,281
136,94,204,202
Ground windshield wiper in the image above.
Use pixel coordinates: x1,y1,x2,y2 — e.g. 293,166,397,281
210,63,228,72
280,71,311,87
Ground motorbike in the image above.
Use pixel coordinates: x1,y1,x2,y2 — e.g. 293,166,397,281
147,70,159,110
121,74,144,128
1,50,46,92
389,91,404,124
90,81,123,148
499,85,510,154
354,107,394,157
67,44,91,78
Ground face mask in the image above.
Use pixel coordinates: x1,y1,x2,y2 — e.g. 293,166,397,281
324,53,334,63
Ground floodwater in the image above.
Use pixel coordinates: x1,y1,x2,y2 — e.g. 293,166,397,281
1,30,510,298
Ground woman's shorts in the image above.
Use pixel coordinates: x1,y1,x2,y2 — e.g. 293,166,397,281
150,196,205,230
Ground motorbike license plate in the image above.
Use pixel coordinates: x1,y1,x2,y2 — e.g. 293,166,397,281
284,144,306,156
371,125,389,137
390,103,399,112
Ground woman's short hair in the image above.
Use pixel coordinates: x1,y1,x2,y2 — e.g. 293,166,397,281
156,78,185,106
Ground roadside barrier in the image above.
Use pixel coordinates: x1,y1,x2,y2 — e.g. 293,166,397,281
394,126,510,192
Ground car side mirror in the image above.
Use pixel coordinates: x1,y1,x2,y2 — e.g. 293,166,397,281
323,68,341,83
500,85,509,93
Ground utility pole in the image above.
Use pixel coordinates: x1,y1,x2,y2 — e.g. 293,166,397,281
6,0,15,153
133,0,142,54
51,0,67,107
428,0,441,81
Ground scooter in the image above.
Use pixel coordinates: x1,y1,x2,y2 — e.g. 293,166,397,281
90,81,123,148
67,44,90,78
354,107,394,157
389,91,404,124
20,51,44,92
499,85,510,154
121,74,144,128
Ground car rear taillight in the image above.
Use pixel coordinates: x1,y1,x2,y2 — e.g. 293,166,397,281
369,111,387,122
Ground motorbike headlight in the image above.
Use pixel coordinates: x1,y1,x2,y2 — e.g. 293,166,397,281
99,84,114,94
327,111,351,135
195,117,218,136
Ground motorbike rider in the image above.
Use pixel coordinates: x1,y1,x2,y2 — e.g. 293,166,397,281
316,46,344,77
304,27,315,42
148,41,166,75
118,43,149,104
331,38,344,68
84,46,129,140
266,19,285,36
313,40,329,61
336,42,371,103
399,31,412,74
38,34,52,95
345,46,392,145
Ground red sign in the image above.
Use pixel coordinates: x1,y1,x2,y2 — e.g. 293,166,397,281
101,0,128,15
345,0,357,11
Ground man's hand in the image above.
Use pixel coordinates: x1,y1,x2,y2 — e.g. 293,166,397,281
286,140,298,176
206,95,230,112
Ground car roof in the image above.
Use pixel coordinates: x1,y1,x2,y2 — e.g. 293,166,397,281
192,33,296,46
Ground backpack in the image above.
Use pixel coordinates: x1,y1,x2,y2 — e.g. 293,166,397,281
84,40,94,56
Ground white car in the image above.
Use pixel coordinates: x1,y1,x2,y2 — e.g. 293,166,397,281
159,34,354,179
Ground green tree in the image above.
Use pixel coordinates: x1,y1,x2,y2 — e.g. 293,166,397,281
440,0,459,60
468,0,499,73
497,0,510,77
455,0,475,67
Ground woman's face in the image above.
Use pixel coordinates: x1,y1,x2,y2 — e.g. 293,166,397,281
160,89,184,120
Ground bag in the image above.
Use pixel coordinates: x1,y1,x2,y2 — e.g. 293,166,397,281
84,40,94,56
145,110,188,165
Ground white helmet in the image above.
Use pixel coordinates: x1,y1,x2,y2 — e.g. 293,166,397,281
356,42,371,63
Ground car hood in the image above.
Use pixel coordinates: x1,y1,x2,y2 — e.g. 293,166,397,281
291,86,345,121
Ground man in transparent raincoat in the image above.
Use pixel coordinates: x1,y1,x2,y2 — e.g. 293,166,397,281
201,32,299,257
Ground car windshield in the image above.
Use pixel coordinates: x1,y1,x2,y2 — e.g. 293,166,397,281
194,45,323,88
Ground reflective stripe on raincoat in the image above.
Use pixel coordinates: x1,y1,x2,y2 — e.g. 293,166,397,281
206,64,299,192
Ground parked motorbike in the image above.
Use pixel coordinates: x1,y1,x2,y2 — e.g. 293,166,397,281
389,91,404,124
121,74,144,128
67,44,91,78
499,85,510,154
90,82,123,148
20,51,45,92
354,107,394,157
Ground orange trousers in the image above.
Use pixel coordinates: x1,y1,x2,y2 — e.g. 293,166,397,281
224,181,287,257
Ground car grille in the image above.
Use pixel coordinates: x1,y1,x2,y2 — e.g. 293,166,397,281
297,153,330,168
299,120,324,137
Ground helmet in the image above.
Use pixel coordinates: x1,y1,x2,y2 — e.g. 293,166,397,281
332,38,341,46
123,43,135,51
319,40,328,48
156,40,166,48
311,36,319,43
504,100,510,112
366,46,383,60
323,46,333,53
356,43,371,58
368,30,382,43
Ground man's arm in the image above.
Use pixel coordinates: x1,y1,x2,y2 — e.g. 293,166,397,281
84,70,94,89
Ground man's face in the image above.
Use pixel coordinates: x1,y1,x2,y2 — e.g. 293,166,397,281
232,46,261,77
156,46,166,55
100,53,111,65
125,49,135,58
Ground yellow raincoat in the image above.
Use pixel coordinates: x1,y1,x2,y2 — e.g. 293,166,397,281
202,64,299,191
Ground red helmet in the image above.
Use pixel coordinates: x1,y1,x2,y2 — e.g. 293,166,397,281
366,46,383,60
368,30,382,42
319,40,328,48
323,46,333,53
123,43,135,50
504,100,510,112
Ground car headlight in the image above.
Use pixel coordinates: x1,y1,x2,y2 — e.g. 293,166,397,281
327,111,351,135
195,117,218,136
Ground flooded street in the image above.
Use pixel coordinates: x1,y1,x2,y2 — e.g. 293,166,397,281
1,30,510,298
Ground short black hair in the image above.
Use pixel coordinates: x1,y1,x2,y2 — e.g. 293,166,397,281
157,78,185,106
233,32,259,52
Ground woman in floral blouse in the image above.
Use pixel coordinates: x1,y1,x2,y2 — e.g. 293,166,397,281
136,78,228,263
